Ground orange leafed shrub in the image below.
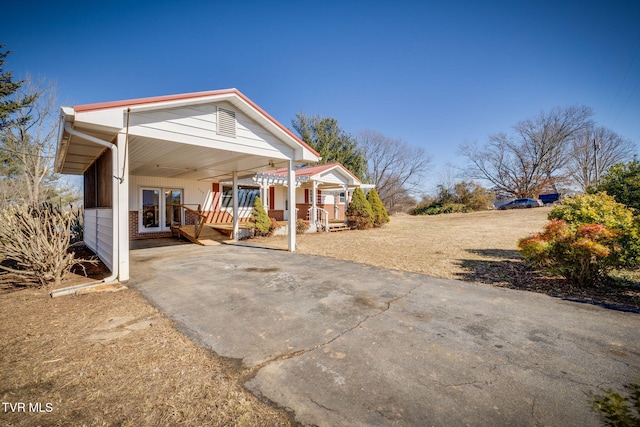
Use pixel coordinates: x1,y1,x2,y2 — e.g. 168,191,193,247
518,219,621,286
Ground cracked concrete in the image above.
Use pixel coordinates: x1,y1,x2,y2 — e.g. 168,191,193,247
130,242,640,426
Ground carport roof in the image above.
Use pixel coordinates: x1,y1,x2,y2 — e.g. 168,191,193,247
55,88,320,180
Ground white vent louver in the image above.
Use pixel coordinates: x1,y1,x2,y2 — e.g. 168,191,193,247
217,108,236,137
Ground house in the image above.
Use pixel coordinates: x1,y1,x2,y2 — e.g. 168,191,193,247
55,89,320,283
253,162,370,230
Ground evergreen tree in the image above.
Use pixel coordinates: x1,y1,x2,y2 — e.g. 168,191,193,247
366,188,390,226
345,187,374,230
250,196,271,235
596,160,640,212
0,46,37,130
292,113,366,180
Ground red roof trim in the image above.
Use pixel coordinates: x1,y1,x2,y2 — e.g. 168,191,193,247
73,88,319,157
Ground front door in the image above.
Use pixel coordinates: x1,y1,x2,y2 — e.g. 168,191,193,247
140,187,183,233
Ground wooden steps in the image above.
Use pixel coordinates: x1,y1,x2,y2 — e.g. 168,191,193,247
328,223,350,232
172,225,231,246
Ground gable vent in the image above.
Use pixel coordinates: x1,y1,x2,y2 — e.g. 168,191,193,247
217,108,236,137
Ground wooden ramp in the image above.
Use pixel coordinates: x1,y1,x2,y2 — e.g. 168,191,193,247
172,224,232,246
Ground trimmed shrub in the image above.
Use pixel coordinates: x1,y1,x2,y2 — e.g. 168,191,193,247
549,192,640,267
346,187,374,230
520,192,640,285
250,196,272,236
518,219,621,286
366,188,390,226
296,219,310,234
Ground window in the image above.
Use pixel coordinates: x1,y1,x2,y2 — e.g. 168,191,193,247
339,192,346,203
221,186,260,209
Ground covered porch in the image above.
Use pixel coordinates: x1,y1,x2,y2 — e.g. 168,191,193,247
55,89,320,282
254,162,367,232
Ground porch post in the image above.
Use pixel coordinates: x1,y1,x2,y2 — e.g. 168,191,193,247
232,171,239,240
343,183,350,222
287,159,296,252
311,180,317,226
116,132,129,281
262,184,269,210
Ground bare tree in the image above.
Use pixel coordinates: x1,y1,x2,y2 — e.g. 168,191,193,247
567,126,636,191
460,105,593,198
0,76,61,207
358,129,431,212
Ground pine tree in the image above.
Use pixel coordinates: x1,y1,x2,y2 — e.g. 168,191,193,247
251,196,271,235
366,188,390,226
0,46,37,130
292,113,366,180
345,187,374,230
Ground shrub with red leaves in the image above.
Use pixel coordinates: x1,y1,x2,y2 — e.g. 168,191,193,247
518,219,622,286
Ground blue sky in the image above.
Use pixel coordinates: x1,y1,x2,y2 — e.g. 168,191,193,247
3,0,639,193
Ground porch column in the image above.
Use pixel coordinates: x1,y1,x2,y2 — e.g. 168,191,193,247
116,132,129,281
343,183,350,222
232,171,239,240
311,180,317,226
262,184,269,210
287,159,296,252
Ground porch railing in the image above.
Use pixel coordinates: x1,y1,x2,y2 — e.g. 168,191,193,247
173,204,208,239
309,207,329,233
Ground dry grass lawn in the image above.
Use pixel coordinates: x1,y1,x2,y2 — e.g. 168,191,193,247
0,285,291,426
2,206,638,426
255,207,552,278
253,207,640,309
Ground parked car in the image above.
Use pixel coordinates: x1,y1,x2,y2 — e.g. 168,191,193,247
498,198,544,210
538,193,561,205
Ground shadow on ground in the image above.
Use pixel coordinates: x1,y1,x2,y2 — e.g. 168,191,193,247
456,249,640,312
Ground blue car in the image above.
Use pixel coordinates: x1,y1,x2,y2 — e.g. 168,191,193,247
498,198,544,210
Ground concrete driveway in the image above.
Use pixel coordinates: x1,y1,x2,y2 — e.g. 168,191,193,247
129,242,640,426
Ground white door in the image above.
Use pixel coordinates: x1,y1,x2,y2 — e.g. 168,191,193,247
139,187,183,233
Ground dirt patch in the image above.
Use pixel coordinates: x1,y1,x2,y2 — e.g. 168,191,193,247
251,208,640,311
0,287,291,426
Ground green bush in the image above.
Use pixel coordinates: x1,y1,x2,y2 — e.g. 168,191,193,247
250,197,272,236
296,219,310,234
412,201,467,215
518,220,621,286
412,181,493,215
590,381,640,427
346,187,374,229
366,188,390,226
596,160,640,212
520,192,640,285
549,192,640,267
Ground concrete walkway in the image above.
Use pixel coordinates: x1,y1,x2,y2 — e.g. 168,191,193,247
129,243,640,426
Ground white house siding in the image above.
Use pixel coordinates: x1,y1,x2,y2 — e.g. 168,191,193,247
316,170,348,186
84,208,113,271
128,175,213,211
127,101,292,160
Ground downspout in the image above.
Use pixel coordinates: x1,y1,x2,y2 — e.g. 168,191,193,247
51,122,121,297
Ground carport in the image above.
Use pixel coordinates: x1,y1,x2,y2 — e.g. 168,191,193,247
55,89,320,284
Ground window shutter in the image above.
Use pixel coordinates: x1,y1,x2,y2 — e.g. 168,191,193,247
217,108,236,137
